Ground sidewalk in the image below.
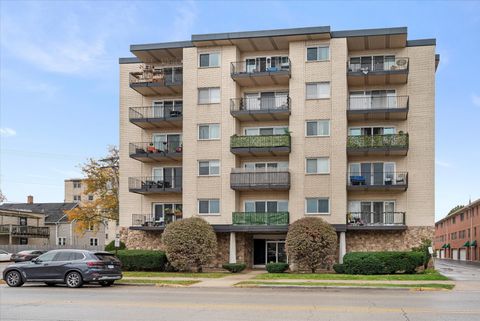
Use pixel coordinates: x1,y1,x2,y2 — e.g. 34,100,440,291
191,270,264,288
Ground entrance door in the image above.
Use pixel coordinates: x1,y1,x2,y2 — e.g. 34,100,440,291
459,249,467,261
266,241,287,264
452,249,459,260
245,93,260,110
253,239,266,266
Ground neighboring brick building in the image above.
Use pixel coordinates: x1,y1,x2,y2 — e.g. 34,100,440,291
119,26,438,267
434,199,480,261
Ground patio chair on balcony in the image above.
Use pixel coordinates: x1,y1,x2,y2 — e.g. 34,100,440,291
396,174,406,185
350,176,366,185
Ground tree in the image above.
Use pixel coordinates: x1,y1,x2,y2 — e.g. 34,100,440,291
162,217,217,272
448,205,464,216
0,189,6,203
66,146,119,233
286,217,338,273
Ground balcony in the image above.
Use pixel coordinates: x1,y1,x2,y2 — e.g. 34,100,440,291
347,134,409,156
129,66,182,96
230,135,291,156
128,176,182,194
230,58,291,86
230,169,290,191
129,142,182,163
347,57,409,86
347,212,406,230
230,96,291,121
129,106,183,129
232,212,289,225
0,225,50,238
131,213,183,230
347,95,409,121
348,172,408,192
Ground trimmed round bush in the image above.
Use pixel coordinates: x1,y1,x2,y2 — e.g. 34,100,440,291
162,217,217,272
266,262,289,273
104,240,126,251
332,263,345,274
115,250,167,271
222,263,247,273
286,217,338,273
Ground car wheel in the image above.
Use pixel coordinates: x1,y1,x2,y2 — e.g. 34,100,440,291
44,282,56,287
5,270,24,287
100,281,114,287
65,271,83,288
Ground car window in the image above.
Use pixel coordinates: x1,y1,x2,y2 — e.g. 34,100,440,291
53,251,73,261
0,250,6,254
71,252,85,261
37,251,56,262
94,253,120,264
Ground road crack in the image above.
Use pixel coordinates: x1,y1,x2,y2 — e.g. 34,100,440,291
401,308,411,321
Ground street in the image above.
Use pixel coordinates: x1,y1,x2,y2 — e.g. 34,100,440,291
0,259,479,321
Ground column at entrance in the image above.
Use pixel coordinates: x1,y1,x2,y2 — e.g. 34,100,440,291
339,232,346,263
229,232,236,264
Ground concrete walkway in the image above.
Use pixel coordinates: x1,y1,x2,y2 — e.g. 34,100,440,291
191,270,264,287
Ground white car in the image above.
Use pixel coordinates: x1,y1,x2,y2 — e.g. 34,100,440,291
0,250,12,262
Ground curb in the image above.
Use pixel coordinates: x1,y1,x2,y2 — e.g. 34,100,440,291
235,284,450,291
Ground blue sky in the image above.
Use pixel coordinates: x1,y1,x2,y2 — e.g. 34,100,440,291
0,1,479,220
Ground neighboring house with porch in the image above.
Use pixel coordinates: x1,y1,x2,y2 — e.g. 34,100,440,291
0,207,50,245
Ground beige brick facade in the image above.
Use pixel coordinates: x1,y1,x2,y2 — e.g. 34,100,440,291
119,26,437,267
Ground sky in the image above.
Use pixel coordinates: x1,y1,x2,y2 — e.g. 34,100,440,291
0,0,479,221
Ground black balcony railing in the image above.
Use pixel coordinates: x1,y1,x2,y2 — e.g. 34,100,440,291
231,134,291,149
129,67,183,86
348,171,408,188
132,213,182,227
230,169,290,190
348,57,409,73
232,212,289,225
231,58,291,75
348,95,409,111
347,134,409,150
0,225,50,238
129,142,183,157
129,105,183,121
230,96,291,113
128,175,182,193
347,212,406,226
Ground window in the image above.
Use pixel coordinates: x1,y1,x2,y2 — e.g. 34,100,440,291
306,120,330,136
88,195,94,201
73,195,81,201
306,82,330,99
243,162,288,171
57,237,66,246
152,203,182,222
198,199,220,215
73,182,81,188
244,126,288,136
244,200,288,212
20,238,28,245
198,124,220,140
348,126,396,136
306,46,329,61
306,198,329,214
306,158,330,174
199,53,220,67
198,87,220,104
90,238,98,246
461,213,464,221
198,160,220,176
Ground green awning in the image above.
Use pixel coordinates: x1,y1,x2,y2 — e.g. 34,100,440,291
463,241,470,247
445,243,451,249
471,240,477,247
441,244,446,248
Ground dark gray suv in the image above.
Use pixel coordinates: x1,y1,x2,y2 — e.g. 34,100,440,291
3,249,122,288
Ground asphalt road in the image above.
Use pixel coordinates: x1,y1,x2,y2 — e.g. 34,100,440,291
1,284,480,321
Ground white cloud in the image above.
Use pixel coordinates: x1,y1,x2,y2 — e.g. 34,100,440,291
472,94,480,107
0,128,17,137
436,159,452,168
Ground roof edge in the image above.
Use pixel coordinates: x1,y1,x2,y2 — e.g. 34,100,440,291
119,57,141,64
331,27,407,38
407,39,436,47
192,26,331,42
130,40,193,52
436,198,480,224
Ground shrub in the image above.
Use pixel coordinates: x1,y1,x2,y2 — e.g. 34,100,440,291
286,217,337,273
222,263,247,273
411,238,432,269
343,251,426,275
266,262,289,273
332,263,345,274
115,250,167,271
104,240,126,251
162,217,217,272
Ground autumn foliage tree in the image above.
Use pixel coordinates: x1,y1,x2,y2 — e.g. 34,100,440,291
0,189,6,203
66,146,119,233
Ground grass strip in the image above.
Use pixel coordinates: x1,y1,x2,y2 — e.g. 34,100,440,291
117,279,200,286
254,269,448,281
236,281,454,290
122,272,228,278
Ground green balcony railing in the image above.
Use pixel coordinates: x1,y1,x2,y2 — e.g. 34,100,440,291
230,134,291,149
232,212,289,225
347,134,408,149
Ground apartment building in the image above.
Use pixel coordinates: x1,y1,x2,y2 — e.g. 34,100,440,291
119,26,438,267
435,198,480,261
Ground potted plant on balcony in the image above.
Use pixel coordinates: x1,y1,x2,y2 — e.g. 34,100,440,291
174,208,183,220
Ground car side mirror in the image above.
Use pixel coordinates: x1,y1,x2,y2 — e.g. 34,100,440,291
32,258,40,264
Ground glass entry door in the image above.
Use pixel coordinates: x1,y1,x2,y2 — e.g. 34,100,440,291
266,241,287,264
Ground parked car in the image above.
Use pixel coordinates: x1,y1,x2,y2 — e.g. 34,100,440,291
3,249,122,288
11,250,46,262
0,250,12,262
